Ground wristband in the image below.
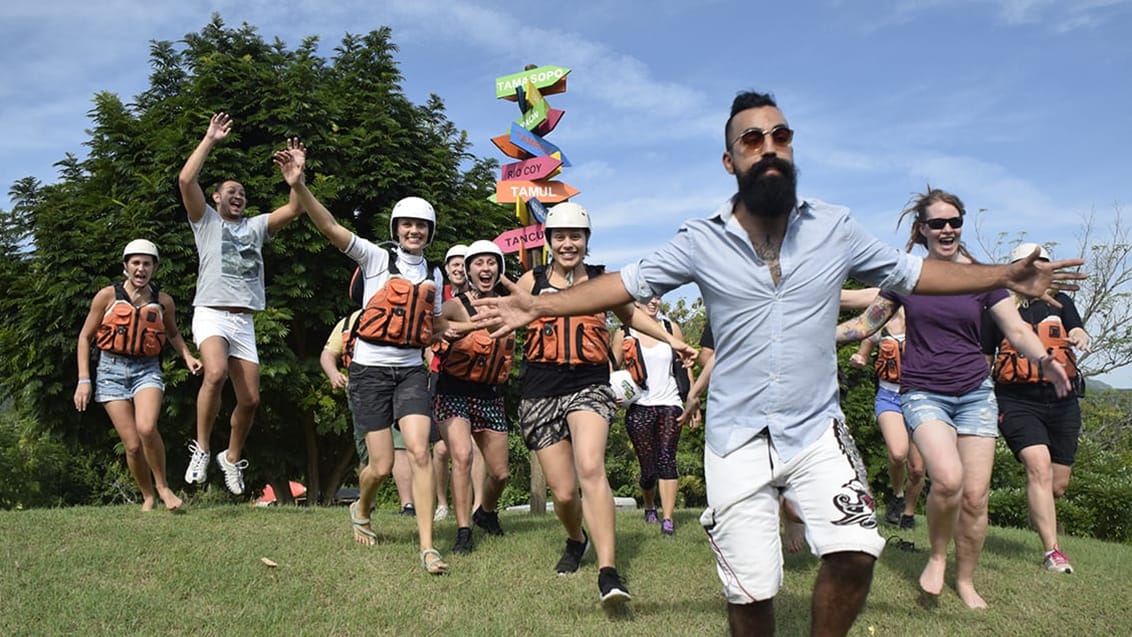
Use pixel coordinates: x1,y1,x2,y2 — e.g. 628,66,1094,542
77,379,92,385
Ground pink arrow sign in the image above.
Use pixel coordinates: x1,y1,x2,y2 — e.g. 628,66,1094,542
500,155,562,182
533,108,565,137
494,223,546,254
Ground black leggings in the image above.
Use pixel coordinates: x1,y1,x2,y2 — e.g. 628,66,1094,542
624,404,682,490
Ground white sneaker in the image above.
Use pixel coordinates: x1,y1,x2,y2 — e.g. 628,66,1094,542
216,449,249,495
185,442,210,485
434,504,449,522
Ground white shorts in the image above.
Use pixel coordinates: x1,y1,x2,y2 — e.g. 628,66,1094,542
700,419,885,604
192,306,259,364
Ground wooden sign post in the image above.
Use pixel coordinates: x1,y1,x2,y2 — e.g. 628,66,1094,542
492,63,581,516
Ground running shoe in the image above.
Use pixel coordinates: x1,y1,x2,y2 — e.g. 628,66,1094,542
900,514,917,530
473,506,505,536
598,567,632,604
555,531,591,574
400,504,416,517
434,504,449,522
452,527,474,554
661,519,675,536
885,495,905,526
215,449,248,495
1043,548,1074,574
643,508,659,524
184,441,210,485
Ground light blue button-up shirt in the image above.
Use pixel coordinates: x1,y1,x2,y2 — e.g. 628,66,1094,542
621,197,922,461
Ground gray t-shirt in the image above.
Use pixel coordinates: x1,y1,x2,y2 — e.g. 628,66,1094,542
190,204,271,311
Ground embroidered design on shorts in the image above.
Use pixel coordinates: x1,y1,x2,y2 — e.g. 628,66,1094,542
831,419,878,529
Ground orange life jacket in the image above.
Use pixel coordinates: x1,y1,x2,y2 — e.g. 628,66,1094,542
96,281,166,357
874,330,903,383
441,294,515,384
524,264,611,366
619,326,648,389
354,249,438,348
993,316,1079,384
338,311,361,368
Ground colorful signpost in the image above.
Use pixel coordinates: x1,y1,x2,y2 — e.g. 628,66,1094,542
490,63,579,259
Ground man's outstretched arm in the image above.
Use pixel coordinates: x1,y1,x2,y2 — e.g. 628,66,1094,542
179,112,232,223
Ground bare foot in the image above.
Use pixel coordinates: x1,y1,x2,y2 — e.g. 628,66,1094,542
785,520,806,554
140,496,156,512
158,487,183,512
919,556,946,596
957,581,987,609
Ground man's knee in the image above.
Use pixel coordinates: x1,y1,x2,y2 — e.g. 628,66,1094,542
821,551,876,584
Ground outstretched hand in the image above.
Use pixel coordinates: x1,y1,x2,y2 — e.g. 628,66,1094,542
206,112,233,143
677,394,702,429
1006,248,1086,308
273,138,307,187
470,277,538,338
1040,357,1074,398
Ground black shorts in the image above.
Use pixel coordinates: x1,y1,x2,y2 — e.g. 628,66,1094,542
348,363,432,434
996,393,1081,466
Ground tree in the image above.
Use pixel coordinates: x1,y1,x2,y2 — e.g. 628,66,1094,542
0,15,511,507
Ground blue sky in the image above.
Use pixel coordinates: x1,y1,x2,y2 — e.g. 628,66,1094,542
3,0,1131,383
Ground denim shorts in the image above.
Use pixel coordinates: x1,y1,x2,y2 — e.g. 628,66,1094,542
901,377,998,437
94,351,164,402
874,385,902,418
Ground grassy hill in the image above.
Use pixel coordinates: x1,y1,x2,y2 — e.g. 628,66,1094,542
2,503,1130,636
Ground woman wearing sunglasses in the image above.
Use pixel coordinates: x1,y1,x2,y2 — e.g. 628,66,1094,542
836,187,1072,609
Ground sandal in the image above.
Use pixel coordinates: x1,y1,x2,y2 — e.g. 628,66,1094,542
350,501,377,546
420,548,449,575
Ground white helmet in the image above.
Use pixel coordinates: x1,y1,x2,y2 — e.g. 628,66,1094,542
464,240,506,278
122,239,159,263
543,202,590,231
444,244,469,264
1009,242,1051,263
609,369,643,406
389,196,437,245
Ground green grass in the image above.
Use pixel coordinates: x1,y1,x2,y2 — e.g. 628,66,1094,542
2,504,1130,636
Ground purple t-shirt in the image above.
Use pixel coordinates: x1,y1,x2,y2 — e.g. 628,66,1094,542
880,288,1009,395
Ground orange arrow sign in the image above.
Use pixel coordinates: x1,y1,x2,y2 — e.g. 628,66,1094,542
491,134,531,160
495,180,579,204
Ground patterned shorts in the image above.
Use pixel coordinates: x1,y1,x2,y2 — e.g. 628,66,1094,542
518,384,617,451
434,394,508,434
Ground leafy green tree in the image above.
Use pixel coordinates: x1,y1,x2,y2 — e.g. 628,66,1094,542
0,15,510,507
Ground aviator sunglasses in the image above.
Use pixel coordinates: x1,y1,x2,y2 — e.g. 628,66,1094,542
730,125,794,154
922,216,964,230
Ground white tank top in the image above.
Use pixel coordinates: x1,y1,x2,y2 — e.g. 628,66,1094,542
632,330,682,407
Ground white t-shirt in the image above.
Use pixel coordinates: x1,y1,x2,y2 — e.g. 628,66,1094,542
190,204,271,310
631,329,682,408
344,237,443,367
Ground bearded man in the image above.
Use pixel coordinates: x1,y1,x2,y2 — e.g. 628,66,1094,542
469,91,1083,636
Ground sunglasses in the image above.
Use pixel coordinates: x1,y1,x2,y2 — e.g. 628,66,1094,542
730,125,794,154
922,216,964,230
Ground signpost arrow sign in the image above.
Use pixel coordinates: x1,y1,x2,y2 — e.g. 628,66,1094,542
491,134,531,160
496,65,570,100
500,155,563,182
495,180,579,204
494,222,546,253
533,108,564,137
509,123,570,167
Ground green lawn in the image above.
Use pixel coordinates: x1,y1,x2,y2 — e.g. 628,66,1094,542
2,503,1129,636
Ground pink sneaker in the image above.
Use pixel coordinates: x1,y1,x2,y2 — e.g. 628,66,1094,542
1043,548,1073,574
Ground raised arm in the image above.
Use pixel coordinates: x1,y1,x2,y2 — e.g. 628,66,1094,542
473,272,635,338
178,112,232,223
915,249,1085,307
835,295,899,345
273,140,354,252
266,138,306,235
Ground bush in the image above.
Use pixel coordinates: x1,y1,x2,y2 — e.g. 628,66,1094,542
0,414,69,509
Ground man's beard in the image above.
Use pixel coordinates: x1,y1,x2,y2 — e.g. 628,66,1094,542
736,156,798,219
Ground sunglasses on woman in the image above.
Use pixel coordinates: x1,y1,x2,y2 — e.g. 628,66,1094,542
923,216,964,230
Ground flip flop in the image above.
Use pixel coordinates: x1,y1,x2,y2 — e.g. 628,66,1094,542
419,548,449,575
350,501,377,546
